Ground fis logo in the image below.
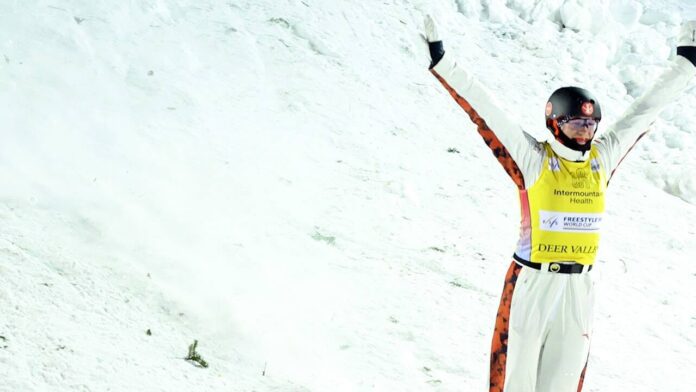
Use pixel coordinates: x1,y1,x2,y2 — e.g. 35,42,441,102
542,215,560,228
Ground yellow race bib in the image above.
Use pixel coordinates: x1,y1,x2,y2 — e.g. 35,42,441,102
516,144,606,265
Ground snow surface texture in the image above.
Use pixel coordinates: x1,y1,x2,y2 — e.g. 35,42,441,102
1,0,696,391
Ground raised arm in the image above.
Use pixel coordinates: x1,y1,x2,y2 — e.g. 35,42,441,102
425,16,542,190
596,21,696,180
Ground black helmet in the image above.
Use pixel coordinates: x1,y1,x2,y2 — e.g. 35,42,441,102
545,86,601,152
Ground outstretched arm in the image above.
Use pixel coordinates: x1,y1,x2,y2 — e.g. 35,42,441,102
596,21,696,181
425,16,542,190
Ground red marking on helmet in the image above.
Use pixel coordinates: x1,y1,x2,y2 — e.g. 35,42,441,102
581,102,594,116
545,102,553,116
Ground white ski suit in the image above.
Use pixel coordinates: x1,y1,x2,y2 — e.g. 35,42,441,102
430,43,696,392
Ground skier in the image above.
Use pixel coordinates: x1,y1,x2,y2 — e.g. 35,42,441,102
423,16,696,392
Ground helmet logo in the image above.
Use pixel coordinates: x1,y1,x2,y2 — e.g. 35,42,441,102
545,102,553,116
581,102,594,116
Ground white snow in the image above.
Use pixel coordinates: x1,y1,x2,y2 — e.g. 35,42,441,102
1,0,696,391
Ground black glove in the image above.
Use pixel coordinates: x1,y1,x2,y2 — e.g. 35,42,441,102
424,15,445,69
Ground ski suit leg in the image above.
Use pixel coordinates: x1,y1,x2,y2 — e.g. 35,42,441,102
490,262,595,392
489,261,521,391
498,264,551,392
535,273,595,392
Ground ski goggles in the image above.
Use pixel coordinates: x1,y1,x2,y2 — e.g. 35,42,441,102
563,118,598,130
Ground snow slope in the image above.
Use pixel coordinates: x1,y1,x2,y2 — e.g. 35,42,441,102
1,0,695,391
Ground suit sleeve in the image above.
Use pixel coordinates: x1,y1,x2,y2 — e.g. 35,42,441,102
595,56,696,180
430,52,543,190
